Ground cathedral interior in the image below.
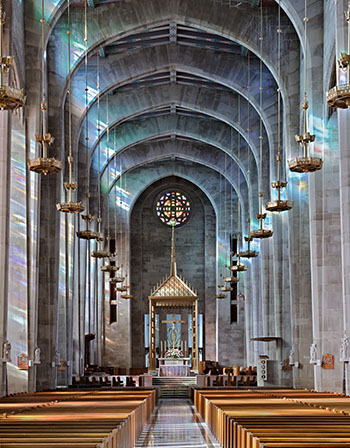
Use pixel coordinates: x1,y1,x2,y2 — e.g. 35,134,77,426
1,0,350,407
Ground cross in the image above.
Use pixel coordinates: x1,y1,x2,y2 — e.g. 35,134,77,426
162,314,186,348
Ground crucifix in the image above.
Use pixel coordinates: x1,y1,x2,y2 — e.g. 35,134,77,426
162,314,186,348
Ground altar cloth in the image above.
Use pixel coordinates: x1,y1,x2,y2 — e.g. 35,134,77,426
159,365,190,376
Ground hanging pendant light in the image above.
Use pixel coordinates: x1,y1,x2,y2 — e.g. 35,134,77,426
219,149,236,293
120,170,133,299
326,1,350,108
103,150,121,275
0,1,25,111
225,144,240,284
216,274,227,299
29,0,61,174
109,157,125,283
251,2,273,240
101,193,118,272
56,0,84,211
266,1,293,212
92,63,109,258
76,2,99,237
288,0,323,173
241,54,259,258
216,172,228,299
240,218,258,258
233,97,248,275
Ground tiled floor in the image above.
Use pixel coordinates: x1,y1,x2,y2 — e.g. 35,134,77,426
135,398,221,447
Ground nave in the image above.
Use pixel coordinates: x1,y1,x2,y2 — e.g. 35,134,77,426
135,399,220,448
4,386,350,447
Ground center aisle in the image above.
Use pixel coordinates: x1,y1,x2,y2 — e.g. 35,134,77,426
135,398,220,447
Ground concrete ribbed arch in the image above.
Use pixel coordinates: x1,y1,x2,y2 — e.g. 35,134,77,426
104,143,248,212
47,0,297,101
97,141,257,225
38,0,302,49
70,47,279,149
85,115,260,203
80,85,268,176
104,157,247,233
77,82,274,173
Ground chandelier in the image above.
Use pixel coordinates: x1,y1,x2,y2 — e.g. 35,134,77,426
265,2,293,212
251,3,273,240
0,1,25,111
288,0,322,173
326,1,350,109
56,0,84,211
28,0,61,174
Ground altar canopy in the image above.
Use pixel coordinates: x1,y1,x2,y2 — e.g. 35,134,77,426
148,227,199,371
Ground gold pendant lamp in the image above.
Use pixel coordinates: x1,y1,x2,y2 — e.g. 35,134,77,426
327,1,350,108
0,1,25,111
56,0,84,212
232,96,248,275
110,148,125,284
92,65,109,258
101,184,118,273
216,172,228,299
251,3,273,240
119,168,133,299
241,53,259,258
288,0,323,173
76,1,98,238
28,0,61,174
106,133,121,269
266,0,293,212
220,150,235,292
216,273,227,298
240,218,259,258
225,126,240,283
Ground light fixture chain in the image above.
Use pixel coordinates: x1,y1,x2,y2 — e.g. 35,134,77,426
259,0,263,213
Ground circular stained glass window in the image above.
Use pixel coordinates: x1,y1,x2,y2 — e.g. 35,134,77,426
155,191,191,227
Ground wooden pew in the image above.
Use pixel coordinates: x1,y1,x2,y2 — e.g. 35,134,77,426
0,389,156,447
193,388,350,448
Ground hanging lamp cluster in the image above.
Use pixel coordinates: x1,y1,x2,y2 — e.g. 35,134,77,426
118,163,133,300
76,0,98,239
57,0,84,212
110,143,125,284
216,173,227,299
224,134,240,285
231,96,247,277
251,1,273,240
0,0,25,111
326,1,350,109
266,0,293,213
241,53,259,259
91,61,109,259
288,0,323,173
28,0,61,174
101,129,119,273
220,151,234,294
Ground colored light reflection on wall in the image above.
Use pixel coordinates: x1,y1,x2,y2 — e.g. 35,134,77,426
8,127,28,394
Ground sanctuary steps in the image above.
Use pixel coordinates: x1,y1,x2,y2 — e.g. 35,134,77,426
194,388,350,448
152,376,196,398
0,389,156,447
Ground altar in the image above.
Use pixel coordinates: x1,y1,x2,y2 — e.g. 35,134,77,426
159,365,191,376
158,357,190,366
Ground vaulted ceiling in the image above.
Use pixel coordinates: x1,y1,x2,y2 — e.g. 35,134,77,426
26,0,302,233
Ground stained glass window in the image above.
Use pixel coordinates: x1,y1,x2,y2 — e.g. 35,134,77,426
156,191,191,227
